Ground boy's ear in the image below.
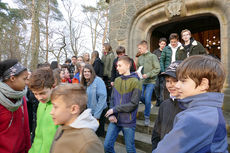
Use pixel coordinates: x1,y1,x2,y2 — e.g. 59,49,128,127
70,104,80,115
9,76,16,82
200,78,209,91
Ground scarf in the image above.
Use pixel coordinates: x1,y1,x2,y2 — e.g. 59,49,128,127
0,82,27,112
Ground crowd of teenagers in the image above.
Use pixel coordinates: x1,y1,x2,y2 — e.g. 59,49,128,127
0,29,228,153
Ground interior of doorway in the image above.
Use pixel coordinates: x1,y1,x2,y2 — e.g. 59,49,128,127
150,14,220,59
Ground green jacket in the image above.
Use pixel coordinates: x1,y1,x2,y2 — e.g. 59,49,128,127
137,51,160,84
160,45,181,72
177,40,206,60
101,51,115,78
29,101,58,153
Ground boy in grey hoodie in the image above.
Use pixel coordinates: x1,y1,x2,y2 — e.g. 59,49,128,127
50,84,104,153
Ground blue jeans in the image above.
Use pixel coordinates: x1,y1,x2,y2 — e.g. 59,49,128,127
104,123,136,153
140,83,155,118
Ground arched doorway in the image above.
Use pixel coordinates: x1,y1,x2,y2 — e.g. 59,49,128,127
150,14,220,59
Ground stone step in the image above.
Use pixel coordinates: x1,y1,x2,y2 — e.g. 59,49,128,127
136,119,154,135
104,124,152,153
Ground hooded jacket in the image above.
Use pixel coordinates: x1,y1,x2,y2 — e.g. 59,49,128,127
177,38,206,60
50,109,104,153
137,51,160,84
111,73,142,127
160,42,181,72
152,92,228,153
102,51,115,78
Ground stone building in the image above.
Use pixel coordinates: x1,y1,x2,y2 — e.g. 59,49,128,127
106,0,230,112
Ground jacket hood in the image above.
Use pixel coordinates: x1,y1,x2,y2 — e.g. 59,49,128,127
69,109,99,131
168,42,182,49
120,72,139,80
179,92,224,108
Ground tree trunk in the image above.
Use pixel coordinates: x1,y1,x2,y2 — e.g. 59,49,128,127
45,0,50,62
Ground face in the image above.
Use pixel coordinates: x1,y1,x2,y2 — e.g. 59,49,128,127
138,45,147,54
102,46,106,52
64,68,70,79
182,31,191,42
170,38,179,48
50,97,76,126
71,57,77,65
117,60,130,75
60,70,65,79
10,71,28,91
159,41,167,50
175,77,203,99
165,76,179,97
77,57,83,63
84,53,90,61
32,87,52,103
117,53,125,58
50,97,73,125
83,68,91,80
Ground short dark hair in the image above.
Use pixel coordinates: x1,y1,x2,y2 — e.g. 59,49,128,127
159,37,167,43
116,46,126,55
118,56,131,66
51,84,87,113
50,61,59,70
29,67,54,91
169,33,179,40
176,55,226,92
72,56,77,59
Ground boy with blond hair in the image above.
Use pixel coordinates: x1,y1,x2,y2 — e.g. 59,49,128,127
152,55,228,153
50,84,104,153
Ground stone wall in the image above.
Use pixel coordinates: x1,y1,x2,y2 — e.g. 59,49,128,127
108,0,160,55
107,0,230,112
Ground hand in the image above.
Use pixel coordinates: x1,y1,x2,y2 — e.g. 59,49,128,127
105,109,114,118
109,115,117,123
142,74,147,79
111,82,114,86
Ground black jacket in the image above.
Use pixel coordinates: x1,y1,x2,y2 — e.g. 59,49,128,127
151,98,183,150
93,58,104,78
111,56,136,82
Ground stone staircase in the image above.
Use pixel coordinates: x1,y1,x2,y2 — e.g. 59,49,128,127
102,102,230,152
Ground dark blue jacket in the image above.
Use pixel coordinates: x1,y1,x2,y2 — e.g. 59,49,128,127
110,73,142,127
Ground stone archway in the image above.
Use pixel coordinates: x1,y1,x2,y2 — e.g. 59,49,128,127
128,0,230,111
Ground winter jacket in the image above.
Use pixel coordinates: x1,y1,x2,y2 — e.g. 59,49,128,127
137,51,160,84
151,97,183,150
152,92,228,153
29,101,58,153
69,64,75,79
86,77,107,119
160,43,181,72
177,38,206,60
0,97,31,153
50,109,104,153
153,48,163,61
111,73,142,127
93,58,104,78
101,51,115,78
73,72,80,83
111,56,136,82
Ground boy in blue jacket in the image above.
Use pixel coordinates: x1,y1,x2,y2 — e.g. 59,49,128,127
152,55,228,153
104,56,142,153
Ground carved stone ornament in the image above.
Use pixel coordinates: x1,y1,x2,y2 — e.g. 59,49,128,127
167,0,182,17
